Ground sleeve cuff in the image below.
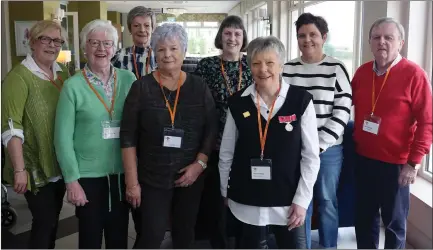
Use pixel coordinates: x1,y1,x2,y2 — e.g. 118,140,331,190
408,154,424,165
1,129,24,147
63,174,80,184
319,139,330,152
221,189,227,198
292,193,311,210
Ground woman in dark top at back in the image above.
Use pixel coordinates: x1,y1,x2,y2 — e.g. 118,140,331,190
120,23,217,249
194,15,253,248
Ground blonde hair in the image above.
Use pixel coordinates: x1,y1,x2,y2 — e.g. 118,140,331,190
29,20,63,45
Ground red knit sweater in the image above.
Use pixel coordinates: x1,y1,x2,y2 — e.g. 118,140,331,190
352,58,432,164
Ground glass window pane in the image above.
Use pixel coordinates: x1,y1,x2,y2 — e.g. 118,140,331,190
290,10,299,60
428,145,432,173
185,27,219,58
304,1,356,76
203,22,218,27
186,22,201,27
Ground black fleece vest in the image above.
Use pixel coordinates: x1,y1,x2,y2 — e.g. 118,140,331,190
227,85,312,207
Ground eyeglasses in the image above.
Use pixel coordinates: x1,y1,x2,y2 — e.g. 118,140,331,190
38,36,65,47
87,39,115,48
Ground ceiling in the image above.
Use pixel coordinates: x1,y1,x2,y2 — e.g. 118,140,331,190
106,1,240,14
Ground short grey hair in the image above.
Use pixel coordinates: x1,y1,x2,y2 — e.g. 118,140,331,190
247,36,286,66
369,17,405,40
151,23,188,53
80,20,118,55
127,6,156,31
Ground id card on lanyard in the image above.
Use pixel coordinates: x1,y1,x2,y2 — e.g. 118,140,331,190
82,68,120,139
250,87,280,181
363,69,390,135
156,71,184,148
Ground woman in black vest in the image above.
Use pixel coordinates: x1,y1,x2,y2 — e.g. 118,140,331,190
218,36,320,249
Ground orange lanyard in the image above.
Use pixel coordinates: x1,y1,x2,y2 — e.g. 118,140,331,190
132,46,152,79
42,73,63,91
156,71,182,128
82,68,117,120
220,56,243,96
256,87,280,160
371,68,391,115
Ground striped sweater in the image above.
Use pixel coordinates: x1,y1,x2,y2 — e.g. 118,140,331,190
282,56,352,151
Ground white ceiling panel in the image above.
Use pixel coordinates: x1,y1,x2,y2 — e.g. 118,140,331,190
107,1,240,14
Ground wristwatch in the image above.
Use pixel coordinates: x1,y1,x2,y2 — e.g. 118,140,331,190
407,161,421,170
196,160,207,170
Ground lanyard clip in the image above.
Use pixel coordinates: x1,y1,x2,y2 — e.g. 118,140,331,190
260,152,264,161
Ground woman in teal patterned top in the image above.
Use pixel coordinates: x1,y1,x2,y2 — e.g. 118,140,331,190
194,15,253,249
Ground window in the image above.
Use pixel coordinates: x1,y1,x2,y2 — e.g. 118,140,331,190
203,22,218,27
304,1,356,76
186,22,201,27
290,10,299,60
184,24,219,58
156,21,220,58
428,145,432,173
257,5,270,37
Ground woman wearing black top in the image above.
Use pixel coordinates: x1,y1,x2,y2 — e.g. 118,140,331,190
194,15,253,248
120,23,217,249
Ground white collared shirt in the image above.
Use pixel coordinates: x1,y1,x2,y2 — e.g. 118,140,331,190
219,79,321,226
21,53,63,80
373,54,402,76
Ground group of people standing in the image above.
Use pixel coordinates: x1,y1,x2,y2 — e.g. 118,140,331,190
1,4,431,250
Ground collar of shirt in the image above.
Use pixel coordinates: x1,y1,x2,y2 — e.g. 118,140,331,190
373,53,402,76
241,78,290,110
84,64,115,87
21,53,63,80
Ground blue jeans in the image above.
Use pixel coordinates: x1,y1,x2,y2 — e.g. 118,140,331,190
305,144,343,248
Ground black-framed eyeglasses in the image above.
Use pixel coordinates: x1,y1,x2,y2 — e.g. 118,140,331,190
87,39,114,48
38,36,65,47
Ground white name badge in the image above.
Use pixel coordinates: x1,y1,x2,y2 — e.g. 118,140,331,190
250,159,272,180
362,114,381,135
101,120,120,139
163,135,182,148
251,166,271,180
163,128,184,148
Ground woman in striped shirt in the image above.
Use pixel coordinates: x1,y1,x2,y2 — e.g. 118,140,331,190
112,6,157,79
282,13,352,249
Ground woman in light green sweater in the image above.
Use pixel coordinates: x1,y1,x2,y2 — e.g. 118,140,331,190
54,20,136,249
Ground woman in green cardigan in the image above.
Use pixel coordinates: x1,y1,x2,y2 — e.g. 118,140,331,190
1,20,69,249
54,20,136,249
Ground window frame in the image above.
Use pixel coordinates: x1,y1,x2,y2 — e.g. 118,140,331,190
418,0,433,183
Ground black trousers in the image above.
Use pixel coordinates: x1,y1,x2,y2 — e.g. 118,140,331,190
24,180,65,249
355,155,410,249
236,217,307,249
134,175,205,249
131,207,141,249
195,150,229,248
76,175,129,249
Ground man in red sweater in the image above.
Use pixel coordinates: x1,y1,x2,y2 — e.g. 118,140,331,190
352,17,432,249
